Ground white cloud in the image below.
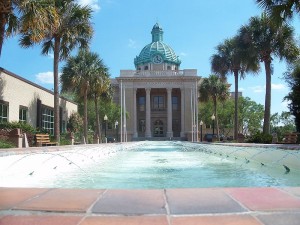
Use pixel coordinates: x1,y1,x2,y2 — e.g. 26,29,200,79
128,39,137,49
249,83,286,93
35,72,54,84
238,87,245,92
250,85,264,93
47,53,54,59
272,83,286,90
77,0,100,12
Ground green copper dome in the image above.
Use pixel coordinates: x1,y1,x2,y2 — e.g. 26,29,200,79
134,23,181,68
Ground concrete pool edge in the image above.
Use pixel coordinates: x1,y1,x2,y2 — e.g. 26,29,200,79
0,187,300,225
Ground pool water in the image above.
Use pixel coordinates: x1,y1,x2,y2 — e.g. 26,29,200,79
0,141,299,189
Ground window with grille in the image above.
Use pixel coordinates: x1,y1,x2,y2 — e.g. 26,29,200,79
19,107,28,123
153,96,164,110
172,96,178,111
139,96,145,111
0,101,8,122
42,107,54,135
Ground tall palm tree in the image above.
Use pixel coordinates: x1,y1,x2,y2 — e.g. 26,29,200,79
89,60,111,140
61,50,105,143
199,74,229,140
239,13,299,134
20,0,93,142
256,0,300,24
211,36,259,140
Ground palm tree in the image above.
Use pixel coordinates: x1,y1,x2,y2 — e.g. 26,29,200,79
239,13,299,134
211,36,259,140
61,50,106,143
199,74,229,140
0,0,14,56
89,60,111,140
19,0,93,142
0,0,55,56
256,0,300,24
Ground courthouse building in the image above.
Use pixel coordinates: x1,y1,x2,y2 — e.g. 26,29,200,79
113,23,201,141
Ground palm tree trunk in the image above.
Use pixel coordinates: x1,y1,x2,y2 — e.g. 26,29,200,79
84,87,88,143
94,96,101,139
53,37,60,142
0,14,7,56
213,97,220,141
263,60,272,134
234,70,239,140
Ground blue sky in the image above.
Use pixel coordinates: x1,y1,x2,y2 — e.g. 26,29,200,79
1,0,299,115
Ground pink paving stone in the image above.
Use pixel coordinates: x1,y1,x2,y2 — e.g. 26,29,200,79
166,188,246,214
80,216,169,225
171,215,262,225
0,187,49,210
226,187,300,211
15,188,103,212
92,189,166,215
0,215,83,225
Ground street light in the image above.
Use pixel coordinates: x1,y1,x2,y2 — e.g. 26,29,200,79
211,114,215,135
104,115,108,141
115,121,119,142
200,120,203,142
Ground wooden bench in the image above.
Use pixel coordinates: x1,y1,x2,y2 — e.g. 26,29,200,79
282,133,298,144
35,134,58,146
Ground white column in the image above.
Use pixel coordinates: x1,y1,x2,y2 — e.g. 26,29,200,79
167,88,173,138
195,81,199,142
133,88,138,138
180,88,185,137
145,88,151,138
120,81,123,142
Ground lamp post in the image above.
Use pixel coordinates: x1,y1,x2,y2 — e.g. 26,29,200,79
115,121,119,142
104,114,108,142
211,114,215,135
200,120,203,142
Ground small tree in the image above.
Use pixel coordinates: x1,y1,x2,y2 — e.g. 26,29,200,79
199,74,229,140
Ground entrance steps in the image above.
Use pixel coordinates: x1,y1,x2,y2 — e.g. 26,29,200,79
132,137,187,141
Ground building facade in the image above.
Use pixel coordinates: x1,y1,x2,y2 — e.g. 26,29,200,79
113,23,201,141
0,67,78,134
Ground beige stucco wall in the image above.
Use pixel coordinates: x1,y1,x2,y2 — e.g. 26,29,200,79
0,68,77,127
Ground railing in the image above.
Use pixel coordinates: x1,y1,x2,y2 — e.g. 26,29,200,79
120,69,197,77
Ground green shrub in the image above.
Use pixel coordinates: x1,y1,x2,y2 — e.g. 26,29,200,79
0,139,15,148
60,133,72,145
247,132,273,144
0,121,35,133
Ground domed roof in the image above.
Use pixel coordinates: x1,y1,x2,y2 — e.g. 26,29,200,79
134,23,181,68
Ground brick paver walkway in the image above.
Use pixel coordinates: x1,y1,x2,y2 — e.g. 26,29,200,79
0,187,300,225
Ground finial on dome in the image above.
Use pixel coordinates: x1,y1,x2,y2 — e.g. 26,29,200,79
151,23,163,42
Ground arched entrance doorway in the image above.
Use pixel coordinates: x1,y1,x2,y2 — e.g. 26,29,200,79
153,119,164,137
